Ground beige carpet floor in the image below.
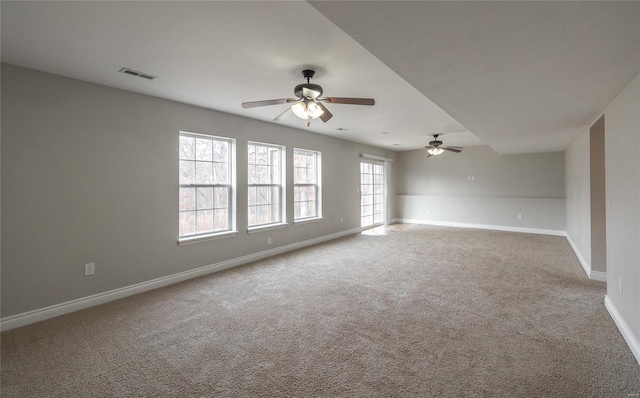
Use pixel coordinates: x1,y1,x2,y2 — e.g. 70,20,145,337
2,224,639,397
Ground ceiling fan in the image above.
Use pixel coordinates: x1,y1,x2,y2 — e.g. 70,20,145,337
241,69,375,127
425,134,463,157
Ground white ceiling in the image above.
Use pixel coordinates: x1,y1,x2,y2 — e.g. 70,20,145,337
2,1,638,154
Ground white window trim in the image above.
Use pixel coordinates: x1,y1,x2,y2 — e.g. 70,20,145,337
293,148,322,222
361,153,393,162
247,222,289,234
178,230,239,246
178,131,236,242
247,141,286,228
294,217,324,226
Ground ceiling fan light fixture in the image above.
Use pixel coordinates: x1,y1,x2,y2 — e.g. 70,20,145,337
428,147,444,156
291,99,324,120
307,102,324,118
291,102,308,119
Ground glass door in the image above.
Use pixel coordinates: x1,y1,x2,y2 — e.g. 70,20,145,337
361,160,385,228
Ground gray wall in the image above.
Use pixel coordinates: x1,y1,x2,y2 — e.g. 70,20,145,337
565,129,592,267
1,64,395,317
395,145,566,232
604,74,640,342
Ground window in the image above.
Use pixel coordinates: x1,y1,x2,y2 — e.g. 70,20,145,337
248,142,285,228
179,132,234,240
361,160,385,228
294,149,321,221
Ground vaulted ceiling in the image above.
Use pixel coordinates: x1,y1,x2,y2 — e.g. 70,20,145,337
2,1,638,154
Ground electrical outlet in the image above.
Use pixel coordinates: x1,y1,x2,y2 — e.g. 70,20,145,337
619,277,623,294
517,214,523,220
267,237,272,245
84,263,95,276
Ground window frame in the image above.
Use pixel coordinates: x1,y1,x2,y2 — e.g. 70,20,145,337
293,148,322,224
178,131,237,245
247,141,287,231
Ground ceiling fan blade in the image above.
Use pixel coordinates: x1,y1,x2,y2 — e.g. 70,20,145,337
241,98,298,109
424,146,435,150
442,146,463,153
302,87,321,100
273,107,293,121
322,97,375,106
317,102,333,123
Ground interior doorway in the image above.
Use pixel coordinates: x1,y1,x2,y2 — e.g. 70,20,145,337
590,115,607,276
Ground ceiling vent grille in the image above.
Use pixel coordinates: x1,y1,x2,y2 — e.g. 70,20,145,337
119,67,157,81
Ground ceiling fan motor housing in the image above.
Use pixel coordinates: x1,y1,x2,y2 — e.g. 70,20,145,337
429,140,443,147
294,83,323,99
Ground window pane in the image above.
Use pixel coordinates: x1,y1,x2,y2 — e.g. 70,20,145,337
306,168,315,184
179,188,196,211
294,202,300,219
213,162,228,184
195,161,213,184
257,186,269,205
271,204,280,222
248,186,257,206
270,186,279,204
179,136,195,160
308,186,316,203
213,141,228,163
255,165,268,184
196,138,213,161
214,187,228,209
196,210,214,233
248,164,256,184
307,200,316,218
257,205,267,224
248,206,256,225
293,186,300,202
180,161,195,185
179,211,196,236
197,187,214,210
269,165,279,184
248,144,256,164
257,146,267,165
214,209,228,231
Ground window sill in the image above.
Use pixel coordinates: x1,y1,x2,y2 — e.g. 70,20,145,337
294,217,324,226
247,223,289,234
178,230,239,246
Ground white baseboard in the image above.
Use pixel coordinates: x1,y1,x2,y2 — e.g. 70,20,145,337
565,234,607,282
0,227,363,332
605,295,640,366
392,218,566,237
589,270,607,282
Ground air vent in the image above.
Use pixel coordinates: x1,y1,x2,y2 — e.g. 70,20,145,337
119,67,157,81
